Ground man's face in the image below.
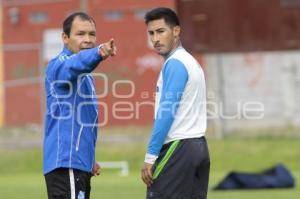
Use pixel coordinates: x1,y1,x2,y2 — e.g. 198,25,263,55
62,16,96,53
147,18,180,56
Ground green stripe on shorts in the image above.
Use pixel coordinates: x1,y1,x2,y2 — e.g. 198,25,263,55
153,140,180,180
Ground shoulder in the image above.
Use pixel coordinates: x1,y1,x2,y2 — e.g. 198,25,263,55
162,58,188,81
45,52,66,76
48,51,73,67
169,48,194,64
165,58,185,68
164,58,186,72
169,48,202,73
58,53,71,62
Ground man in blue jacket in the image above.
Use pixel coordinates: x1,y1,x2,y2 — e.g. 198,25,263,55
43,12,116,199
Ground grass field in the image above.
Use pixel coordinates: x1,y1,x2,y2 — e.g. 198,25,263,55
0,129,299,199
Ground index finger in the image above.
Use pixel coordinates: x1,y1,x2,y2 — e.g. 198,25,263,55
109,38,114,47
146,167,153,184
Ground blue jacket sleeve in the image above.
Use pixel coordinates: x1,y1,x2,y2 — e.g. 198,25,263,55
52,47,102,81
147,58,188,156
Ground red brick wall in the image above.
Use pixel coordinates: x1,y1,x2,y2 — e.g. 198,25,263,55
2,0,174,126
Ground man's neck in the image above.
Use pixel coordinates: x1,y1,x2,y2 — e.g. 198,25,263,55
163,40,182,60
63,46,74,55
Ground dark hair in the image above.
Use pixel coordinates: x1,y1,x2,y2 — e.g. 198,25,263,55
63,12,95,37
144,7,180,27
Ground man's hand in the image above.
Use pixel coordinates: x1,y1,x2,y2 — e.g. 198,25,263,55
99,38,117,60
141,163,153,186
92,162,101,177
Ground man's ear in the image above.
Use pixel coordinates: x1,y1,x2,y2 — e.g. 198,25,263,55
173,26,181,38
62,32,68,45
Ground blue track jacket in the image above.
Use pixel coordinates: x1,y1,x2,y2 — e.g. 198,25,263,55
43,46,102,175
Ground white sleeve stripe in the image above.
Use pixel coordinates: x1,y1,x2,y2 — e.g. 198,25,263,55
69,169,76,199
144,153,158,164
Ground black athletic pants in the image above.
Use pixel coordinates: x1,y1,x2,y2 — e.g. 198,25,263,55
45,168,92,199
147,137,210,199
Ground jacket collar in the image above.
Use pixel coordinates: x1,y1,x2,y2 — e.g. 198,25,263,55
62,46,73,56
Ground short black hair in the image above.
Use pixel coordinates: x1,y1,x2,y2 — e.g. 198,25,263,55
63,12,95,37
144,7,180,27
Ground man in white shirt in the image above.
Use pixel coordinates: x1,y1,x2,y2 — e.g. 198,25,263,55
141,7,210,199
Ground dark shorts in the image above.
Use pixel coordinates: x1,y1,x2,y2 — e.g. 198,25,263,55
44,168,92,199
147,137,210,199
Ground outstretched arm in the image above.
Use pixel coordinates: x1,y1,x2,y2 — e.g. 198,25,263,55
51,38,117,81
